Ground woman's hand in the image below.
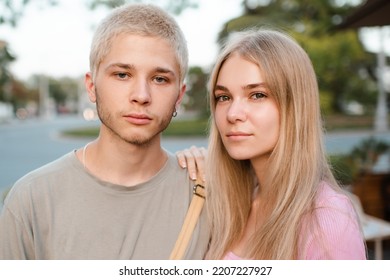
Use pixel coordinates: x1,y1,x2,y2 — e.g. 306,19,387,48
176,146,207,182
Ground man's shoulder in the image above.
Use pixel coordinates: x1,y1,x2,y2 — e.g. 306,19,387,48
6,152,76,199
164,152,192,179
17,152,75,183
155,152,194,197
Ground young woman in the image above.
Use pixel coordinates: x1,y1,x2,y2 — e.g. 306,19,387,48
178,29,366,259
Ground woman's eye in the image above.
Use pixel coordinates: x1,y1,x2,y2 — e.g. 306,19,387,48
215,95,229,102
252,92,266,100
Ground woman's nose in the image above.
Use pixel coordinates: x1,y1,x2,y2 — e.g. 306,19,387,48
226,100,247,123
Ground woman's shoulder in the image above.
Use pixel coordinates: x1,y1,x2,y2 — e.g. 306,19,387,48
300,181,366,259
223,251,244,260
315,181,353,212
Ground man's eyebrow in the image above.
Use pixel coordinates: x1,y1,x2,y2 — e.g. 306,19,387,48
155,67,176,76
105,64,176,76
105,63,134,71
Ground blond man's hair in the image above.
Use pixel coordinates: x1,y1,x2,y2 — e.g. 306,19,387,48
89,3,188,83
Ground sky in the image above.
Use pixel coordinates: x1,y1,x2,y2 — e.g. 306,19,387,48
0,0,389,81
0,0,243,80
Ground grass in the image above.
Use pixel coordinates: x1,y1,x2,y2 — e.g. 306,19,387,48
62,126,101,138
163,119,209,137
323,114,375,131
61,118,210,138
61,114,380,138
2,114,384,203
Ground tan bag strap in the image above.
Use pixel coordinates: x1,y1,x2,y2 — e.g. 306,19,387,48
169,178,206,260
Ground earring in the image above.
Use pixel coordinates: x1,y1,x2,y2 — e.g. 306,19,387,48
173,109,177,117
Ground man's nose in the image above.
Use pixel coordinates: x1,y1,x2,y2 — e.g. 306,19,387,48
130,79,151,104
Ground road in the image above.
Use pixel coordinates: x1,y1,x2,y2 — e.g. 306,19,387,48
0,115,208,202
1,115,390,206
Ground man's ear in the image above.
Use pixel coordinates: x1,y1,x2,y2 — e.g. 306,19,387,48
175,84,186,107
85,72,97,103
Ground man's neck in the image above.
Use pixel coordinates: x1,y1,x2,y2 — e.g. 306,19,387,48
77,135,167,187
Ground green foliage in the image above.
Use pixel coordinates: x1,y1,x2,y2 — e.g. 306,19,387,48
0,0,198,111
323,114,374,131
61,119,208,138
0,41,15,102
218,15,275,40
294,30,376,112
349,136,389,173
63,114,375,140
163,118,209,137
62,118,210,138
48,77,79,110
319,89,333,115
86,0,198,15
0,0,58,26
62,126,100,138
184,66,209,118
218,0,376,114
329,136,390,185
329,154,359,185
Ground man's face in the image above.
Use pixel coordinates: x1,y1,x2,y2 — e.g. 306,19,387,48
85,34,185,146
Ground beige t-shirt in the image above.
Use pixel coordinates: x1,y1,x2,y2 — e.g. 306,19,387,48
0,151,209,259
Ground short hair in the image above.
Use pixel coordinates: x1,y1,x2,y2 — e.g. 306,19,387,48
89,3,188,83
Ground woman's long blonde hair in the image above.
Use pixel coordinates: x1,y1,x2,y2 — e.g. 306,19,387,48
206,29,338,259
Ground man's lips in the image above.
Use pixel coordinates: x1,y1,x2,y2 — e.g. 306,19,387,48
123,113,152,125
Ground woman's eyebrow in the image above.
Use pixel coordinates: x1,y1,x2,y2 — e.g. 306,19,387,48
243,82,268,90
214,85,229,92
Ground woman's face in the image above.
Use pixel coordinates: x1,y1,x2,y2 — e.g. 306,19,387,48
213,53,280,166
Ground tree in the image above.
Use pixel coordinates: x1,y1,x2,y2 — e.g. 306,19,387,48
6,77,39,115
0,0,58,26
26,74,80,114
0,0,196,27
0,0,58,109
86,0,197,14
48,77,79,113
0,40,15,103
217,0,377,114
293,28,376,114
0,0,197,112
183,66,209,118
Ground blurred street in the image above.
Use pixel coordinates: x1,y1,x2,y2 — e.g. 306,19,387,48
1,114,390,259
0,115,208,204
1,115,390,207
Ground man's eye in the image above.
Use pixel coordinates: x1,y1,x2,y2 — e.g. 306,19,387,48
116,72,129,79
154,76,168,83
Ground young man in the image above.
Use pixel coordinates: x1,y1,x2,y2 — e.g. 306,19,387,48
0,4,209,259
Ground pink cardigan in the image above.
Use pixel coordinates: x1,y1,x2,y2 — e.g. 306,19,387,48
224,182,367,260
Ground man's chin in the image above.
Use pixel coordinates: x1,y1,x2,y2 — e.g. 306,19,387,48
122,133,158,147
